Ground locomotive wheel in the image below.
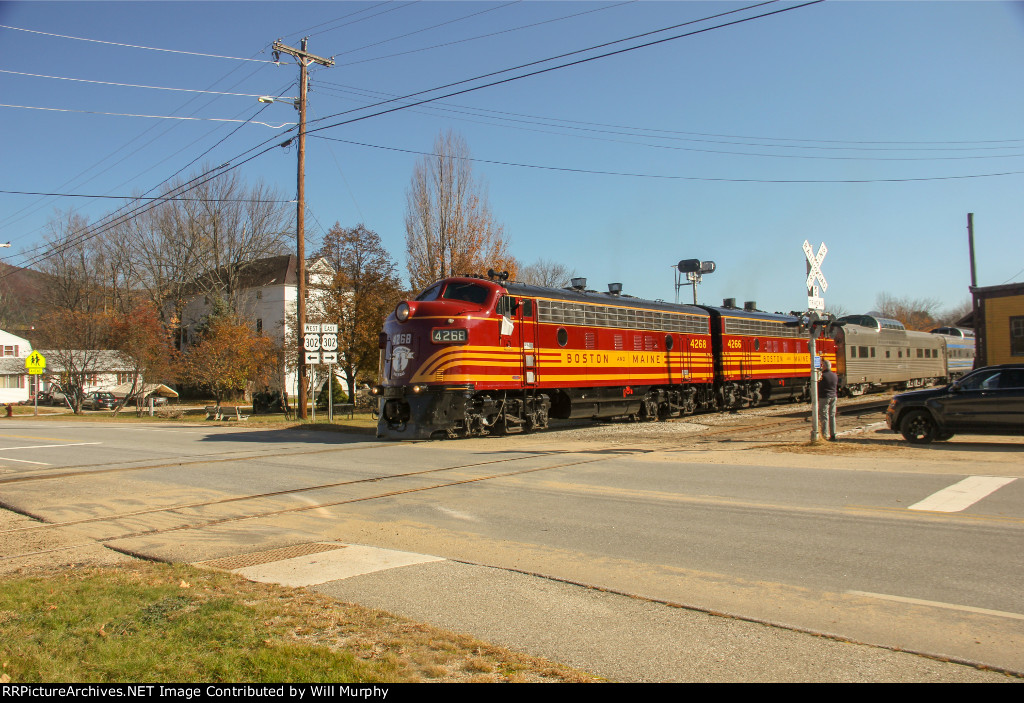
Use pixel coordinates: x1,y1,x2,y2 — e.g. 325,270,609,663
900,410,938,444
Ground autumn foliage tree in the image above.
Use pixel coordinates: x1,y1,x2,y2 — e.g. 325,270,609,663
181,317,277,404
109,301,180,413
404,130,516,290
315,223,404,400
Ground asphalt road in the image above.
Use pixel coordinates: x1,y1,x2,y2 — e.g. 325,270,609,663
1,414,1021,682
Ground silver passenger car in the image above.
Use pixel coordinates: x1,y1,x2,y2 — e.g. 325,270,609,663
832,315,947,396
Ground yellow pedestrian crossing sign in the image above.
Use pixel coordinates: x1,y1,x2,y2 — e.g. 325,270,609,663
25,351,46,375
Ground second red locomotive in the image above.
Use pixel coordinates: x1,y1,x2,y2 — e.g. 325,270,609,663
375,274,836,440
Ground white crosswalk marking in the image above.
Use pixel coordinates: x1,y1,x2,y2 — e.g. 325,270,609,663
908,476,1017,513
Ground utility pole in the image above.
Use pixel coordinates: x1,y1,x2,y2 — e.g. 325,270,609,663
272,38,333,420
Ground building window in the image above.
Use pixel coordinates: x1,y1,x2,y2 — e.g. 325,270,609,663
1011,316,1024,356
1,345,18,357
0,374,24,389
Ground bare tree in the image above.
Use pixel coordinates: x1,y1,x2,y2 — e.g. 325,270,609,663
108,169,292,345
38,210,108,314
873,292,943,331
935,298,973,327
518,258,576,288
404,130,516,290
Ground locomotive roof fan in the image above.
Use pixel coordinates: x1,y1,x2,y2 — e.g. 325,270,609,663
607,283,623,296
570,277,587,291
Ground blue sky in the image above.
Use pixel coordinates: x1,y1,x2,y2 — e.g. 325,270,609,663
2,1,1022,317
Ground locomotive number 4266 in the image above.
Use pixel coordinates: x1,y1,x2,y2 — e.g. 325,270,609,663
431,328,468,344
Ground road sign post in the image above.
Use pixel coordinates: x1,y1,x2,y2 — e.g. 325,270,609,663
321,324,338,422
24,351,46,416
302,324,340,421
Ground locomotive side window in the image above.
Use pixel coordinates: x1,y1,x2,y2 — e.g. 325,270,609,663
522,299,533,318
665,335,674,351
557,328,568,347
497,296,518,317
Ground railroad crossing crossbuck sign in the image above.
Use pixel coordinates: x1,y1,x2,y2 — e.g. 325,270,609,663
803,240,828,311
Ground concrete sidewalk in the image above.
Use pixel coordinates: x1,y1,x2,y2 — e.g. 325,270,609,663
204,541,1017,683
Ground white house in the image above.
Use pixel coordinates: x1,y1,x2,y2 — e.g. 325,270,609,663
39,350,137,396
0,329,32,404
178,254,341,397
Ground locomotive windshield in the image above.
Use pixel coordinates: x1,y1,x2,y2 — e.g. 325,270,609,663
414,281,490,305
440,282,490,305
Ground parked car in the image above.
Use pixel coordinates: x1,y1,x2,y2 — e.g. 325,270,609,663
886,364,1024,443
46,391,71,407
126,393,169,407
83,391,118,411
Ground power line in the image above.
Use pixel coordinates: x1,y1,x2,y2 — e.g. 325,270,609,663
330,0,637,68
330,0,523,58
3,0,822,275
315,79,1024,152
310,134,1024,183
304,1,820,136
0,68,296,101
0,103,296,128
0,189,294,202
312,82,1024,160
296,1,421,40
0,56,286,239
0,23,271,62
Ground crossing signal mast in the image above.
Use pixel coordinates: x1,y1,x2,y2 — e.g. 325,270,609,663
674,258,716,304
797,240,844,441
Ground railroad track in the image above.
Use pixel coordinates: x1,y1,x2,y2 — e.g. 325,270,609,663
1,397,894,563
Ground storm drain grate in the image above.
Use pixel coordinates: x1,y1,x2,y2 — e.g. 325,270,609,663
199,542,346,571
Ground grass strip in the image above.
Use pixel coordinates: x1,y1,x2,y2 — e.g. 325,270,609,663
0,562,598,684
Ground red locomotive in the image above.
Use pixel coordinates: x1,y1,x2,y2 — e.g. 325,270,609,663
375,273,836,439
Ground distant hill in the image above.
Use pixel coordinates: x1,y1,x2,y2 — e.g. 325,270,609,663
0,261,51,339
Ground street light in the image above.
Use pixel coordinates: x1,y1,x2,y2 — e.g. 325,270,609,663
258,96,299,108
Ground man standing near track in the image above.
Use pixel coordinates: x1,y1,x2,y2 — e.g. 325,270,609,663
818,359,839,441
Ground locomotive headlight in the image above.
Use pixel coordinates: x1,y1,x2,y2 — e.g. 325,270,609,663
396,302,412,322
411,384,425,394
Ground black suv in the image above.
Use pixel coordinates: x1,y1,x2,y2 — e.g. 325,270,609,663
886,364,1024,443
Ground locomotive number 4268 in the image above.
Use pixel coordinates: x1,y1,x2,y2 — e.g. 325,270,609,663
431,328,468,344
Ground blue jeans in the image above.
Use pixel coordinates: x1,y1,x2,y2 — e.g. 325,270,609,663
819,396,837,438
